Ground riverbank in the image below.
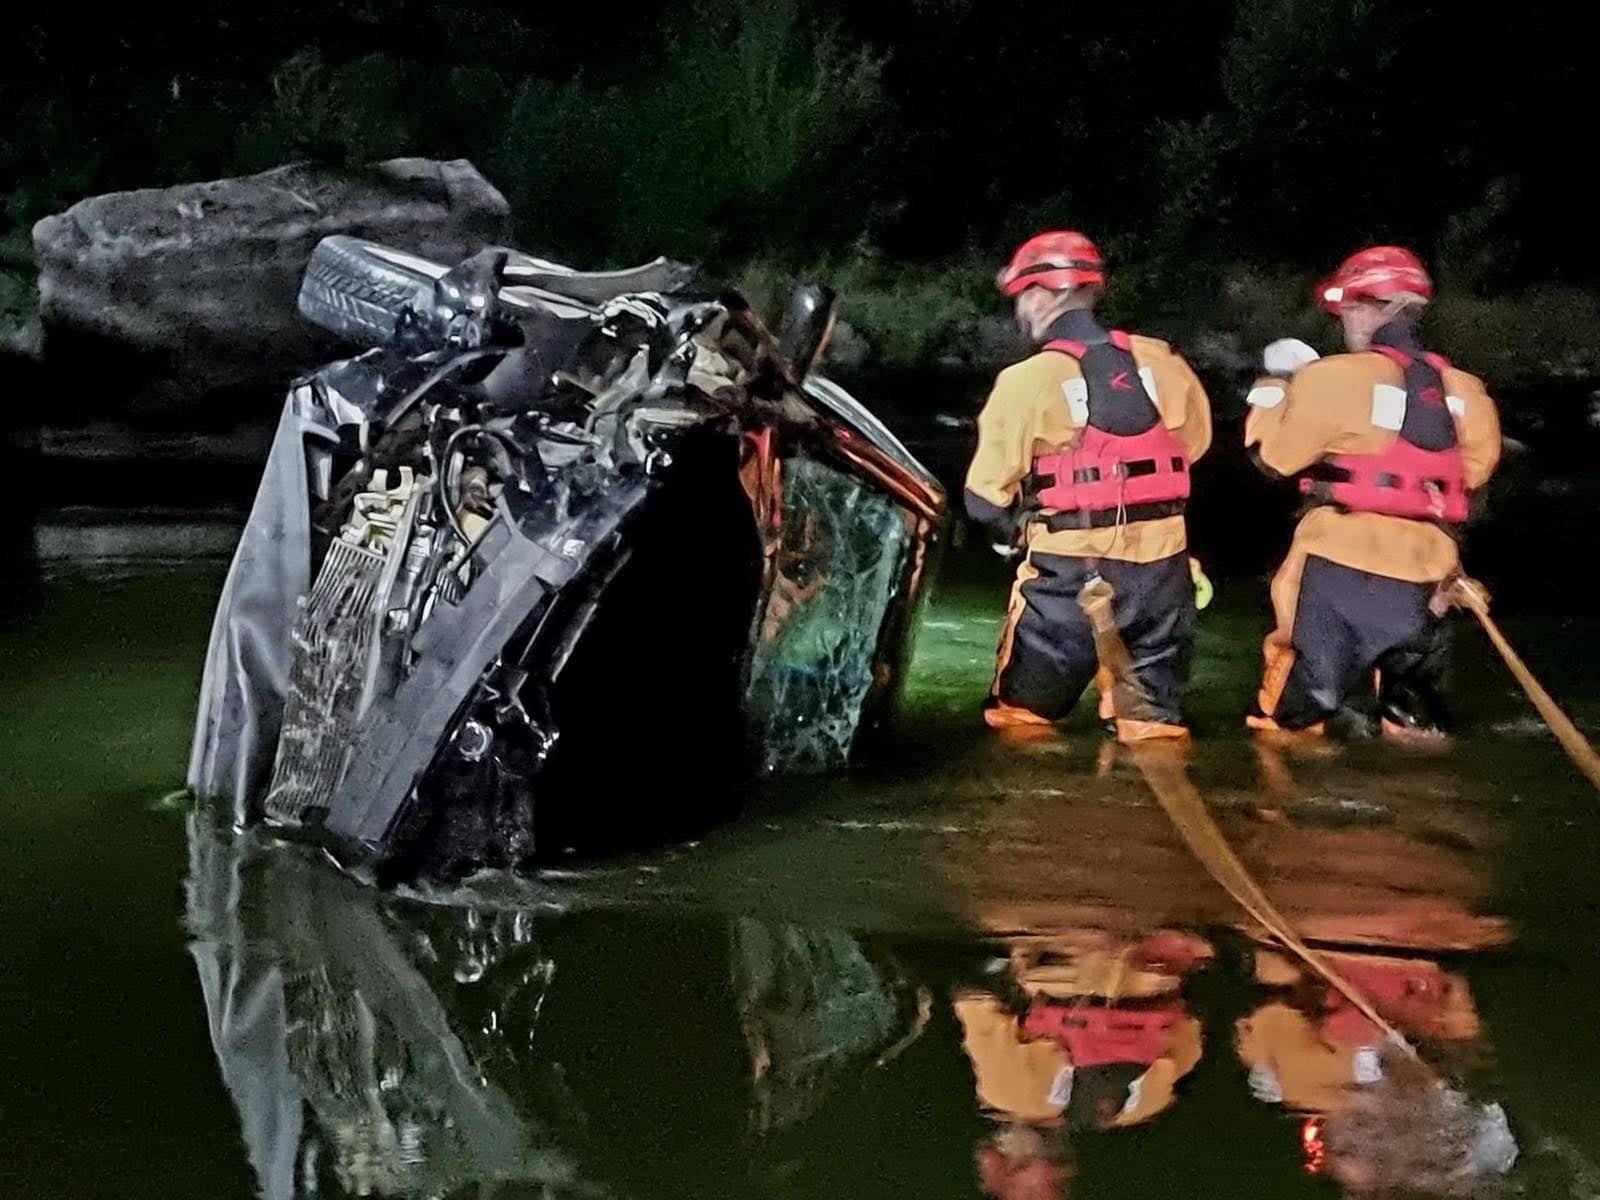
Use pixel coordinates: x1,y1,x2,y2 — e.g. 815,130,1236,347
4,361,1597,613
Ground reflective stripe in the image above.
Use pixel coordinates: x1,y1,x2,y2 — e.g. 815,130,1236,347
1047,1065,1075,1107
1138,366,1159,405
1119,1074,1146,1117
1370,383,1407,431
1248,1061,1285,1103
1446,394,1467,419
1352,1046,1383,1085
1062,378,1090,425
1247,385,1286,409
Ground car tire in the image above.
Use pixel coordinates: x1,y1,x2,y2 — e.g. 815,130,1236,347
297,236,445,348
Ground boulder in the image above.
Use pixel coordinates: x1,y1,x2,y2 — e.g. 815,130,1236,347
30,158,510,418
823,318,872,369
949,314,1030,369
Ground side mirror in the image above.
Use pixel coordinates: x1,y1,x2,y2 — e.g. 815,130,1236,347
777,282,839,380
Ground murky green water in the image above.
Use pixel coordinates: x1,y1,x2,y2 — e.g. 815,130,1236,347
5,551,1600,1199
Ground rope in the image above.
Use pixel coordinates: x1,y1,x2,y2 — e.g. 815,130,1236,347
1071,572,1594,1079
1076,579,1417,1056
1127,744,1414,1055
1448,578,1600,794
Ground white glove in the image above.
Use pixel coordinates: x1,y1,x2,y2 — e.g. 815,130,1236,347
1263,338,1320,377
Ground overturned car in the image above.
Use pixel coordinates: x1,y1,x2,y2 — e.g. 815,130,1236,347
187,236,945,883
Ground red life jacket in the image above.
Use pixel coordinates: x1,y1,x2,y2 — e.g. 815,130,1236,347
1023,331,1191,530
1319,956,1464,1044
1298,346,1469,524
1022,998,1181,1068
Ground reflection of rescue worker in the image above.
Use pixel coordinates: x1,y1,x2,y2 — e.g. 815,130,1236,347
1246,246,1502,736
966,232,1214,741
976,1124,1072,1200
1235,946,1481,1115
953,931,1209,1131
1239,946,1516,1192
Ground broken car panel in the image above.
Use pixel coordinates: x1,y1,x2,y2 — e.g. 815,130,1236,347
187,236,945,881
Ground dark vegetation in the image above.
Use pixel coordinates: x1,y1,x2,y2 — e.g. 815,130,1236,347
4,0,1598,377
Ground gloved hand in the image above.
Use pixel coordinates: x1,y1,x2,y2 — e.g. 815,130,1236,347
1263,338,1321,377
991,541,1024,563
1434,573,1491,617
1189,557,1214,611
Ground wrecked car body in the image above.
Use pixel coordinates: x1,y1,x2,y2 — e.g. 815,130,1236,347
187,236,945,882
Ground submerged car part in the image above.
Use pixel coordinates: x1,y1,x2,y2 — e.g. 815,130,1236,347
189,235,945,881
184,811,928,1199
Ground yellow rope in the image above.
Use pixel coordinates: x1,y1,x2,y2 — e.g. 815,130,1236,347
1449,578,1600,794
1128,744,1414,1054
1077,578,1417,1056
1074,571,1598,1066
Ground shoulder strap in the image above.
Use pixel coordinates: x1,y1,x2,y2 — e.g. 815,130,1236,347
1043,331,1136,359
1373,344,1454,375
1041,338,1088,360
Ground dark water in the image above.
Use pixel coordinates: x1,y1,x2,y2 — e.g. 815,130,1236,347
6,547,1600,1200
6,364,1600,1198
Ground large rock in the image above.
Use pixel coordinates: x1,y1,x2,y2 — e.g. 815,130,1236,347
822,318,872,369
30,158,509,417
940,314,1030,370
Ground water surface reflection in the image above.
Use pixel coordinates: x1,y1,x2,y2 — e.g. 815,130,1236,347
187,797,1529,1200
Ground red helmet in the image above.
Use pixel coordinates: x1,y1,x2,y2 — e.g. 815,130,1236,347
997,231,1105,297
1317,245,1433,313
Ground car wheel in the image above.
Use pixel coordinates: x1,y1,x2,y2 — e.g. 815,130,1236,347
296,235,446,348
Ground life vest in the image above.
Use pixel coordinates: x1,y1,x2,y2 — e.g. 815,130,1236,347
1318,956,1471,1045
1298,346,1469,524
1022,331,1191,529
1023,998,1181,1068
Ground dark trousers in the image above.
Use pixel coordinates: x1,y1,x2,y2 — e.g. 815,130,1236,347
1274,556,1451,731
996,551,1195,726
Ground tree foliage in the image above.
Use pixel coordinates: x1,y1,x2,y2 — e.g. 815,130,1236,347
3,0,1596,291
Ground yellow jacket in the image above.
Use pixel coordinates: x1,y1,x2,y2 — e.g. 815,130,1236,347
954,992,1202,1129
1245,338,1501,583
966,321,1213,564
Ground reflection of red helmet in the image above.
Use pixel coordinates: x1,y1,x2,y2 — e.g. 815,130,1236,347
977,1143,1068,1200
1317,246,1433,313
998,231,1105,297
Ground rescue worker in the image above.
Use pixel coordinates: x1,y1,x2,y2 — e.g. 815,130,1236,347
966,232,1214,741
1245,246,1502,737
